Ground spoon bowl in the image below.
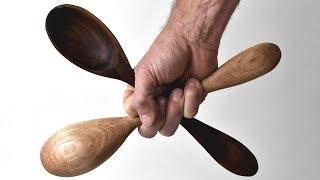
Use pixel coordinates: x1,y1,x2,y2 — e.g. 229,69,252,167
46,4,134,85
44,4,281,177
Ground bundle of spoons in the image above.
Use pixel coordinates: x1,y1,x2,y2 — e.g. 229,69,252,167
41,4,281,177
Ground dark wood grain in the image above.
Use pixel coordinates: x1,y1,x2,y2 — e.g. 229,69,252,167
43,4,281,177
180,118,258,176
46,4,135,85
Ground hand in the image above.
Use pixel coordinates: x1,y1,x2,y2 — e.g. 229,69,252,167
123,0,239,138
123,28,217,138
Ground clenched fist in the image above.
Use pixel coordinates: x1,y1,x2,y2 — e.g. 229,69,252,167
123,0,239,138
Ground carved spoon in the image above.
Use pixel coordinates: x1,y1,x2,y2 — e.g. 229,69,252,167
42,4,281,177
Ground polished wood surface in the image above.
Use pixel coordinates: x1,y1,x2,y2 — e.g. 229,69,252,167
202,43,281,93
180,118,258,176
41,117,140,177
46,4,135,85
42,4,281,177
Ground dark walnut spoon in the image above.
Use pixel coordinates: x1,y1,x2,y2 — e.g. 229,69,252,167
42,4,281,177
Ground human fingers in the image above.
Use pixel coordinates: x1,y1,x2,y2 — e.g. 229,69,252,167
123,84,138,117
159,88,184,137
183,78,203,118
133,67,158,127
138,96,167,138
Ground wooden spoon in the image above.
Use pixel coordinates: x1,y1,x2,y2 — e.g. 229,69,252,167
42,4,281,177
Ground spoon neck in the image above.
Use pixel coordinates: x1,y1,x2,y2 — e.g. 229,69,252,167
116,49,135,86
123,68,135,87
125,116,141,129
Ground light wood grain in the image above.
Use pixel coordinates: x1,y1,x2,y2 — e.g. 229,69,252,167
40,42,281,177
202,43,281,93
41,117,140,177
43,3,282,177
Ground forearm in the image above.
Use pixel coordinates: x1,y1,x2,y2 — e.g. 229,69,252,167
167,0,239,48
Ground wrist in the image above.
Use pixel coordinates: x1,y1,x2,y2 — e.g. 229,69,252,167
167,0,239,50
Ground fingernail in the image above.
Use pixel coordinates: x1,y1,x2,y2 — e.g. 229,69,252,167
188,78,201,88
140,114,153,127
172,89,183,102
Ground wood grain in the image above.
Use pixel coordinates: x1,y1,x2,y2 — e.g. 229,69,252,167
202,43,281,93
40,41,280,177
43,4,281,178
180,118,258,176
46,4,135,85
41,117,140,177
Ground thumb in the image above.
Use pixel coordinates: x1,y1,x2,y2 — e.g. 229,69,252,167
123,84,138,117
133,66,159,127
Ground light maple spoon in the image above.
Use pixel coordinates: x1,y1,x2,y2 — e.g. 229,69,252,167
41,4,281,177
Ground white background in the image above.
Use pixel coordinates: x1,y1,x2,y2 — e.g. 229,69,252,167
0,0,319,179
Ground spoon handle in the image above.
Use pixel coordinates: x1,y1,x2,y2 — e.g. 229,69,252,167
183,43,280,176
180,118,258,176
123,43,281,176
40,43,281,177
202,43,281,93
121,42,280,95
44,4,281,177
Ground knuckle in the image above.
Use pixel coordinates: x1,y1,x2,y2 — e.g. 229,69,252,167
160,129,175,137
133,96,147,110
123,105,135,117
139,128,157,139
159,119,180,137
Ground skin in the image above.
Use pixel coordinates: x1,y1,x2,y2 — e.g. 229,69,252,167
123,0,240,138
